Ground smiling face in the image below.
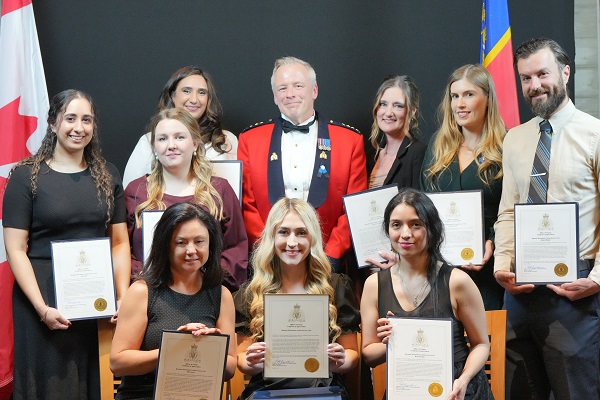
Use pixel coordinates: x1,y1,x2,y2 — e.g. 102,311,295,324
450,78,488,134
517,47,570,119
171,74,209,120
274,211,312,270
53,97,94,157
388,203,428,260
272,63,318,125
153,118,198,173
170,218,210,275
376,86,409,137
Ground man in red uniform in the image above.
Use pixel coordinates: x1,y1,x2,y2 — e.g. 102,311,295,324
238,56,367,270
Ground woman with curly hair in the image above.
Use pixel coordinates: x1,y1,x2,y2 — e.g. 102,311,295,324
3,89,130,399
421,64,506,310
234,198,359,399
125,108,247,291
123,66,238,187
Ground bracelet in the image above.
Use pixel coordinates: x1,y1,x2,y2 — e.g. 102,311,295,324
40,305,49,322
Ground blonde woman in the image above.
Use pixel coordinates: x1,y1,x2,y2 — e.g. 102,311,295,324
234,198,359,399
421,64,506,310
125,108,247,291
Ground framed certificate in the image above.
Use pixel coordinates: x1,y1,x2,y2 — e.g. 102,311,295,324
154,330,230,400
51,237,116,320
426,190,484,266
142,210,164,265
263,294,329,379
211,160,242,205
343,185,399,268
514,202,579,284
387,318,453,399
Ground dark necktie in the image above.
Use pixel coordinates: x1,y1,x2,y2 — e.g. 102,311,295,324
527,120,553,203
281,118,315,133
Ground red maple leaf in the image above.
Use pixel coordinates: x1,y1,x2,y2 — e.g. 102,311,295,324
0,97,37,166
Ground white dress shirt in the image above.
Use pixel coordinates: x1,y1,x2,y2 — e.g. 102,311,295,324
280,114,317,200
494,100,600,284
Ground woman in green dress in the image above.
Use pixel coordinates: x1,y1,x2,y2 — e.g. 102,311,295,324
421,64,506,310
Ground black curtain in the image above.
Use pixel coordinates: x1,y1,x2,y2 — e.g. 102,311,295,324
33,0,575,173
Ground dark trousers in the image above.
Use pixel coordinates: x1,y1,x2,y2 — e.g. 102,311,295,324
504,285,600,400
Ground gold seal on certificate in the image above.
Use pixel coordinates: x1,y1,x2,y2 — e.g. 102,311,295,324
428,382,443,397
304,358,319,373
94,298,107,311
461,248,474,261
554,263,568,277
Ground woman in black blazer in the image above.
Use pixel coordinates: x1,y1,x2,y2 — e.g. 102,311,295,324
365,75,427,190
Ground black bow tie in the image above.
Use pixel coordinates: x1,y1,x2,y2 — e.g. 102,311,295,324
281,118,316,133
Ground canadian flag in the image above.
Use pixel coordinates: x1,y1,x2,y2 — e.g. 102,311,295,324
0,0,48,398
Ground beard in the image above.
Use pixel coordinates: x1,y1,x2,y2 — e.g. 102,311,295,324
525,78,568,118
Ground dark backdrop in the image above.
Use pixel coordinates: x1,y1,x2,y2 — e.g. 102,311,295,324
32,0,574,174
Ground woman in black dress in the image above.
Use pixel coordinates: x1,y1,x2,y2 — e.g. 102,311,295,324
3,89,131,399
361,188,492,399
110,202,237,399
421,64,506,310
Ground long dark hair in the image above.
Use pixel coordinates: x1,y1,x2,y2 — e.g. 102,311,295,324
143,202,224,288
383,188,446,315
157,66,227,154
10,89,114,225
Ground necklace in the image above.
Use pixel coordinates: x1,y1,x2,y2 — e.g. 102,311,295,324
396,268,429,307
48,158,87,173
460,143,476,152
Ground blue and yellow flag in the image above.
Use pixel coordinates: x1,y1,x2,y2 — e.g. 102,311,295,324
480,0,520,128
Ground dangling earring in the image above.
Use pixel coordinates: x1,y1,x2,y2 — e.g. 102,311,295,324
193,149,197,157
154,153,158,160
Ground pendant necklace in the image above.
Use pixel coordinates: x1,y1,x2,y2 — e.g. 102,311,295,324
397,269,429,307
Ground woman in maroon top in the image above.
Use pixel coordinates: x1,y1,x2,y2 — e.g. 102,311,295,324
125,108,247,291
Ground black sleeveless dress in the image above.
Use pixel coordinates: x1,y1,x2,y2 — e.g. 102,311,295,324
116,284,222,400
377,264,493,399
3,163,126,400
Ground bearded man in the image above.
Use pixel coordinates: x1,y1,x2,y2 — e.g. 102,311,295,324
494,37,600,399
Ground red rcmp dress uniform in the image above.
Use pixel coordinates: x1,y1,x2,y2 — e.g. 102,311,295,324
238,113,367,263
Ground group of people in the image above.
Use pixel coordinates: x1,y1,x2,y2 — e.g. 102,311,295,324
2,36,600,400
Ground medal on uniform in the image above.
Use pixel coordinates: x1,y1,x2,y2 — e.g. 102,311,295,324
318,138,331,152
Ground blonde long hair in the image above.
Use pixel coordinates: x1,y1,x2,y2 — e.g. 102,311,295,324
244,198,341,341
424,64,505,188
134,108,223,227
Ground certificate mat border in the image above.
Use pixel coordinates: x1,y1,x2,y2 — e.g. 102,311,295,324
425,190,485,266
142,210,165,265
50,237,117,321
154,330,230,400
386,317,453,400
211,160,243,206
342,184,399,269
263,293,330,379
514,202,580,285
